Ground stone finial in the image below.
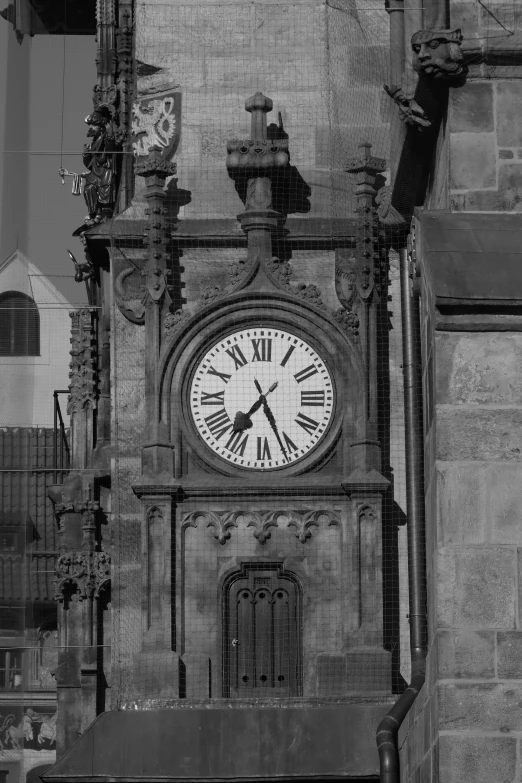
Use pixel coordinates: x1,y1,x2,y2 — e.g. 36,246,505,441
136,144,177,181
346,142,386,208
226,93,289,173
346,142,386,177
245,92,273,142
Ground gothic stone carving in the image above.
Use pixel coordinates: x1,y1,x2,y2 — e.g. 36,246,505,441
411,28,468,85
182,510,341,546
133,91,181,160
383,85,431,131
383,28,467,139
265,257,327,310
183,511,238,545
162,256,255,340
55,551,111,601
82,105,118,226
332,307,359,340
226,93,289,216
114,265,147,324
67,249,95,283
136,146,177,303
68,309,98,415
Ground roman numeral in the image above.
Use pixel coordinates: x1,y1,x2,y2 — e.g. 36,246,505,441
280,345,295,367
205,408,233,440
225,431,249,456
282,431,298,453
301,390,325,406
294,364,318,384
225,345,248,370
207,366,232,384
257,437,271,460
201,390,225,406
295,412,319,435
251,338,272,362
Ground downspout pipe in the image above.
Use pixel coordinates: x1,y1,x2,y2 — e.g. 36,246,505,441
376,244,428,783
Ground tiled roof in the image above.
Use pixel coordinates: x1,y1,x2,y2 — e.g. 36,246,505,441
0,428,68,603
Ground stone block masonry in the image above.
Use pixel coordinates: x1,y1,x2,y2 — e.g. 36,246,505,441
400,326,522,779
449,81,522,212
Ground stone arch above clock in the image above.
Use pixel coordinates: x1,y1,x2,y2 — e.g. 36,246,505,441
161,292,367,483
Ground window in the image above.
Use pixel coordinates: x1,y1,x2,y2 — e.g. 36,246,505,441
0,771,9,783
0,292,40,356
0,649,23,690
0,532,18,551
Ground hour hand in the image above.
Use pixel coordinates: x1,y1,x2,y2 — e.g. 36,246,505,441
233,410,256,432
233,382,278,432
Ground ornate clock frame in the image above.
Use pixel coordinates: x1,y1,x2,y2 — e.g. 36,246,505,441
163,293,361,481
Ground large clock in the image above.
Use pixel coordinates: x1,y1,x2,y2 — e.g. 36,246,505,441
189,326,335,470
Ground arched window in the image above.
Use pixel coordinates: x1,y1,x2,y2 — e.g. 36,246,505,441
0,292,40,356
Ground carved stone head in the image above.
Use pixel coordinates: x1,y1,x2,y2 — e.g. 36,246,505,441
85,106,111,131
411,29,468,85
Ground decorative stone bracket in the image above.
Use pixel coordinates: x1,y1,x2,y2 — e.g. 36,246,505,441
182,509,341,545
55,551,111,601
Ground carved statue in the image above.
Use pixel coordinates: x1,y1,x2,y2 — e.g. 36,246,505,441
67,249,94,282
383,84,431,130
59,106,117,227
411,28,468,85
81,107,117,225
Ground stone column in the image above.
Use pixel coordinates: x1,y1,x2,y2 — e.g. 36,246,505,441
344,494,391,692
136,146,177,480
50,490,111,754
135,496,180,698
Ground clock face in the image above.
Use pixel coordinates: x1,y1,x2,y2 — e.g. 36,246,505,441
189,327,335,470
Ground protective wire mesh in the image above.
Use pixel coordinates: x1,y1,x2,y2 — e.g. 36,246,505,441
1,0,521,779
111,0,410,707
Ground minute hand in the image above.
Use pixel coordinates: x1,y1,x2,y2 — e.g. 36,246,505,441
261,398,288,462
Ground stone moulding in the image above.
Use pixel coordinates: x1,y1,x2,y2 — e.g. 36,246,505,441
54,551,111,601
182,511,238,545
181,509,341,545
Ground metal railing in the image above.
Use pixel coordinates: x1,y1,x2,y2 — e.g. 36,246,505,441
53,390,70,483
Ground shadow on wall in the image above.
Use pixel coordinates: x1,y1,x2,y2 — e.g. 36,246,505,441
26,764,53,783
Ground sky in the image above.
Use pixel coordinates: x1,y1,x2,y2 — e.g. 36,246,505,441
0,28,96,306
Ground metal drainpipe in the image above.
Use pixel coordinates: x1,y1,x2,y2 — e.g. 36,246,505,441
376,243,428,783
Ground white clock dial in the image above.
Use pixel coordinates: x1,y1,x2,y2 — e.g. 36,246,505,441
189,327,335,470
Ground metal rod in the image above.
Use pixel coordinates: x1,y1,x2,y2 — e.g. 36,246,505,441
53,392,58,483
377,244,427,783
52,390,70,482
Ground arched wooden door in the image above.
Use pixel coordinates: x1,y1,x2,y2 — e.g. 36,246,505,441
224,564,301,697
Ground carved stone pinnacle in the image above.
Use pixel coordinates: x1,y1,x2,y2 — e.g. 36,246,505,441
345,142,386,176
136,144,177,180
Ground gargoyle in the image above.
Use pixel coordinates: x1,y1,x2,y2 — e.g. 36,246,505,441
411,28,468,86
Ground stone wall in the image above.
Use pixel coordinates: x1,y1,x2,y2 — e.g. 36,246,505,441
400,312,522,782
449,81,522,212
134,0,390,222
430,331,522,783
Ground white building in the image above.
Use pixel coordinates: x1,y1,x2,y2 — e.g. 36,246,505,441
0,249,71,427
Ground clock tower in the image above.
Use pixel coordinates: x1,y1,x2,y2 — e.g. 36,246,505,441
45,0,399,770
100,91,394,773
